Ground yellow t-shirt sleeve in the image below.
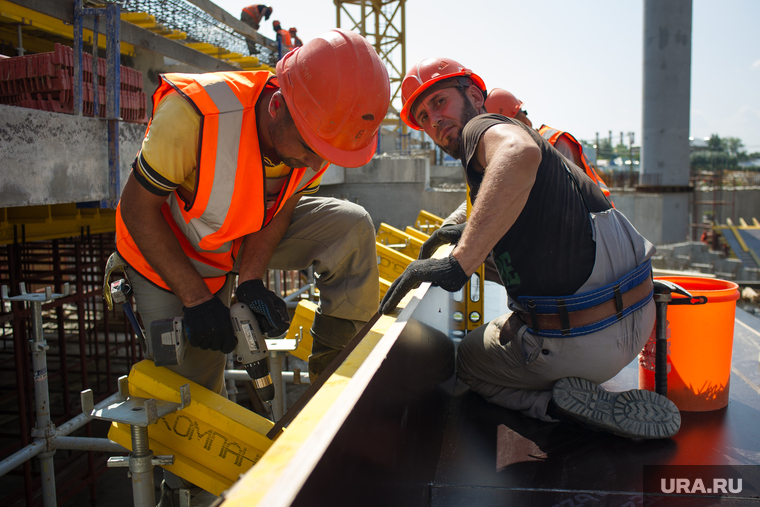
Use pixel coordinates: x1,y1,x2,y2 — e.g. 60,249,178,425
299,175,322,194
133,91,200,195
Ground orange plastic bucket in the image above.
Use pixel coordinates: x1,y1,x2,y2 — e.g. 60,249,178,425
639,277,739,411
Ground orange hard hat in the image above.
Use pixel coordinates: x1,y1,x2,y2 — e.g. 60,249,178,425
276,28,390,168
484,88,523,118
400,57,486,130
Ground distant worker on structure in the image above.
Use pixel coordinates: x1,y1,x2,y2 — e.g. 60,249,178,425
240,4,273,54
112,29,389,506
241,4,272,30
273,20,294,55
289,27,304,47
381,57,681,440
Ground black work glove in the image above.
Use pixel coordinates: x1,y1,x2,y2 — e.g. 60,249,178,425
418,223,467,259
379,255,470,314
183,296,237,353
236,279,290,337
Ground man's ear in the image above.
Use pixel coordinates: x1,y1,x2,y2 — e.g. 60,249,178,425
467,84,485,112
269,90,284,118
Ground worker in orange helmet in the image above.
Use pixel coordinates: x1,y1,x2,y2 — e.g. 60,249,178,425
289,26,304,47
382,57,680,440
485,88,613,206
113,30,389,505
272,20,294,55
436,87,615,249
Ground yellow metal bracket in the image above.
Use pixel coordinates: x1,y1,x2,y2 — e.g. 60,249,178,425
108,360,279,496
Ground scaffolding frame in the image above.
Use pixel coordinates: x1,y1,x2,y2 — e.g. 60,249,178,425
335,0,406,117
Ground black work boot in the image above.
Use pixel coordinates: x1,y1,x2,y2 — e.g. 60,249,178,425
551,377,681,439
308,313,360,381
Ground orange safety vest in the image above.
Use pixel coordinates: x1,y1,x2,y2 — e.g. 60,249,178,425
275,29,293,51
538,125,614,207
116,72,328,293
242,5,265,26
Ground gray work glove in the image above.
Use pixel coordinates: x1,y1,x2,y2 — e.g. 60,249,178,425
236,279,291,337
380,255,469,314
183,296,237,353
418,223,467,259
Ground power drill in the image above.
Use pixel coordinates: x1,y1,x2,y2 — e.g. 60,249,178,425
150,303,275,402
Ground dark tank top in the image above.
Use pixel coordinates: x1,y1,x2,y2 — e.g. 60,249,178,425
460,114,612,299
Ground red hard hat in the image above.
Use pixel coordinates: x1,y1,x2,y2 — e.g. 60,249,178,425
484,88,523,118
276,29,390,168
289,27,297,33
400,57,486,130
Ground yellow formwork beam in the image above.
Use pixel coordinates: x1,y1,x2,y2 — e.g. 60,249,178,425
120,13,187,40
376,222,423,259
0,205,116,246
186,42,232,57
404,226,429,242
108,360,279,497
222,312,399,507
0,1,136,56
283,300,317,362
414,210,444,236
376,242,413,283
379,276,392,299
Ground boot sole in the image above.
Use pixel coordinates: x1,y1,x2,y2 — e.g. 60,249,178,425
552,377,681,439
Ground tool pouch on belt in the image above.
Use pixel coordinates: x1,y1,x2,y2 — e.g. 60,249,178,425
516,259,653,338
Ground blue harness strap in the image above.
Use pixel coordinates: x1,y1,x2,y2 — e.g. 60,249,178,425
516,260,653,338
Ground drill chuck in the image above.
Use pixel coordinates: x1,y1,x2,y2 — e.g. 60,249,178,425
244,358,275,402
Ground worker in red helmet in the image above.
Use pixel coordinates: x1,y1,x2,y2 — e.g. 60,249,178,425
241,4,272,30
382,57,680,440
438,87,615,243
113,29,389,505
289,26,303,47
272,20,293,55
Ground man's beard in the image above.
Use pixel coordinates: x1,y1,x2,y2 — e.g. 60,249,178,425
439,99,479,159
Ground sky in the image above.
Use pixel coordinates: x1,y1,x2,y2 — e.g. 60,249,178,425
217,0,760,152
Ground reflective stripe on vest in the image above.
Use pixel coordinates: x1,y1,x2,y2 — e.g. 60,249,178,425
539,125,613,204
115,71,328,292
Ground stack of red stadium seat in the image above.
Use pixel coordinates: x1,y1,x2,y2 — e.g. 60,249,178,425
0,43,147,123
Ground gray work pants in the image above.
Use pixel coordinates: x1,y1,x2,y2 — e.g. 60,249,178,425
456,300,655,422
122,196,379,496
457,206,657,422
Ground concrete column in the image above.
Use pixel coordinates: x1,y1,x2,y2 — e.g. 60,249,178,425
640,0,692,244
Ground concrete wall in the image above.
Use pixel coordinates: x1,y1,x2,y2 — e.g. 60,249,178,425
613,187,760,246
692,188,760,225
317,157,466,230
0,106,145,207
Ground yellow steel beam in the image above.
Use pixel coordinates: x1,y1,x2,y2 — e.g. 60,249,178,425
0,205,116,245
379,276,391,299
108,360,278,497
0,1,135,56
376,242,413,283
222,311,399,507
376,222,423,259
414,210,444,236
404,225,429,241
283,300,317,362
